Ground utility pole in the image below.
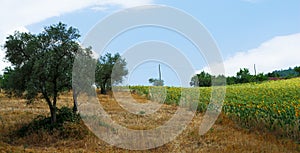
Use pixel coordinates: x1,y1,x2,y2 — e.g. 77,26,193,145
158,64,162,81
254,64,257,76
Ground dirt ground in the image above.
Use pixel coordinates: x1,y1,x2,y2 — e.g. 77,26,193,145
0,92,299,152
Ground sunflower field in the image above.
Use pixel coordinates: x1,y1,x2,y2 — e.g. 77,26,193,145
129,77,300,140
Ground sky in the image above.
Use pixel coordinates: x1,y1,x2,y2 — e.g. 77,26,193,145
0,0,299,86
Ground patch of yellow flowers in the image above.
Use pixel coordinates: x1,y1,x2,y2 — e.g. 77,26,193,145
130,77,300,138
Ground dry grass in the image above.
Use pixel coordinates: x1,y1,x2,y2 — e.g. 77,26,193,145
0,91,299,152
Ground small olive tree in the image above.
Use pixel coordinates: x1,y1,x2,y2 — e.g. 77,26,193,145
95,53,128,94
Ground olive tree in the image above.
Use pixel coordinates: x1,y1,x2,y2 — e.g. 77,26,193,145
95,53,128,94
4,22,91,125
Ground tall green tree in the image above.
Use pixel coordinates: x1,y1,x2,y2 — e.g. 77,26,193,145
294,66,300,76
4,22,87,125
190,71,211,87
236,68,252,83
95,53,128,94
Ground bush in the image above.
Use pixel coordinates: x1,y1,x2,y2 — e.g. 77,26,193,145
16,106,81,137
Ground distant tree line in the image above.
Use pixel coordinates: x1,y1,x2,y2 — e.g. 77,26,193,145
267,66,300,78
190,66,300,87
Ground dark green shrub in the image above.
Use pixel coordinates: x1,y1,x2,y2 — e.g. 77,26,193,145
16,106,81,137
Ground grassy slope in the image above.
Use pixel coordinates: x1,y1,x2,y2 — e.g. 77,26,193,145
0,79,299,152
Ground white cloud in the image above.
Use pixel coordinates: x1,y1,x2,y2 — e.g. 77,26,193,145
201,33,300,76
0,0,153,74
0,0,153,33
91,6,109,12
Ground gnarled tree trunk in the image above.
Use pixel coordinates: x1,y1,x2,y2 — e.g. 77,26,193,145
73,88,78,113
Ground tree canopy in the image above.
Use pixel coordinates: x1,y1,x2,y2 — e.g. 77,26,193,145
236,68,252,83
149,78,164,86
0,67,25,96
95,53,128,94
190,71,211,87
294,66,300,76
4,22,91,125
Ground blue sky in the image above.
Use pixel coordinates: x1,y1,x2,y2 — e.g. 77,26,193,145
0,0,299,86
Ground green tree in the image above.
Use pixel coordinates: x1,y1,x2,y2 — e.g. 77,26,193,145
212,75,226,86
148,78,164,86
95,53,128,94
294,66,300,76
226,76,236,85
254,73,268,82
0,67,27,97
236,68,252,83
190,71,211,87
72,47,95,112
4,22,85,125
